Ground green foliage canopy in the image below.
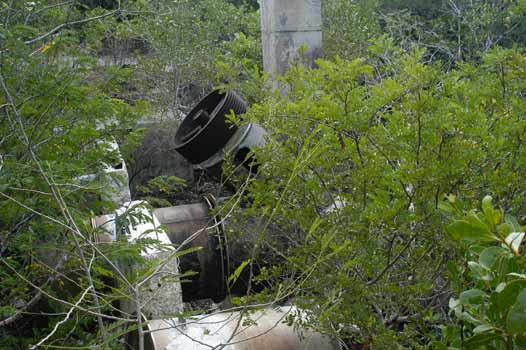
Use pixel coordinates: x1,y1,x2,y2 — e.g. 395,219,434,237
224,45,526,348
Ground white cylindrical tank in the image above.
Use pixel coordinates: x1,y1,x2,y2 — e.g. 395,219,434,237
147,306,339,350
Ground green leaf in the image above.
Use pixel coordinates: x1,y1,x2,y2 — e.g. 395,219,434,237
458,311,483,324
438,200,455,215
93,265,114,278
430,341,449,350
481,195,496,225
446,218,496,243
506,287,526,334
306,217,322,241
516,335,526,350
173,246,203,258
496,254,519,281
473,324,495,334
464,332,502,349
479,246,504,270
493,280,526,313
496,282,506,293
497,222,513,238
468,261,491,281
505,214,521,232
460,289,486,305
228,259,251,287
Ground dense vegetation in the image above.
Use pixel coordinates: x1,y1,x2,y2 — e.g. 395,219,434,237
1,0,525,349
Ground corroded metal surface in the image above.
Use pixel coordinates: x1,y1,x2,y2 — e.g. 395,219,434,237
154,200,226,301
154,203,210,242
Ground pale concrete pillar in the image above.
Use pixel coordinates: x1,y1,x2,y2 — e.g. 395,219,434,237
92,201,184,319
260,0,322,78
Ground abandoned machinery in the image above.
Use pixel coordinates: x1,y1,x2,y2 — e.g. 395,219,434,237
91,90,339,349
174,89,266,171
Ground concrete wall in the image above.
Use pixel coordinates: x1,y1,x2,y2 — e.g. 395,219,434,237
260,0,323,77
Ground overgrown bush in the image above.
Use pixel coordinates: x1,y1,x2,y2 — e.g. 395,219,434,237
436,196,526,349
221,45,526,348
3,0,526,348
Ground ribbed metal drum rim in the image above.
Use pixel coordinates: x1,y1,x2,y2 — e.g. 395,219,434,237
174,90,246,149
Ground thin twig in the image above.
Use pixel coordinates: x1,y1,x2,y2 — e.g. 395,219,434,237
30,286,93,349
25,10,118,45
0,256,133,322
24,1,75,25
366,230,419,286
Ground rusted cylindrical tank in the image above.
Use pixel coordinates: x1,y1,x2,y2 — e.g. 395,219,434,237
91,199,252,303
92,200,286,304
153,203,210,243
154,201,275,302
154,201,227,301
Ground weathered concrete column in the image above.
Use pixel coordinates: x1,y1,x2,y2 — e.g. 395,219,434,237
260,0,322,78
92,201,184,319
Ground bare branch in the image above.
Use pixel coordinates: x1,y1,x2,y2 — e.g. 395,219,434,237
25,10,118,45
367,229,419,286
0,292,43,328
0,256,133,322
24,1,76,25
30,285,93,349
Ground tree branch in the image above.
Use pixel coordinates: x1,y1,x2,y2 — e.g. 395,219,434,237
29,285,93,349
25,10,118,45
24,0,76,25
366,228,419,286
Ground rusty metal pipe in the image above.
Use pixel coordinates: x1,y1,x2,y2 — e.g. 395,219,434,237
153,202,226,301
153,203,210,242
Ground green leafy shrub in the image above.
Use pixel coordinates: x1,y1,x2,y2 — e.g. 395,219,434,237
436,196,526,349
135,176,187,207
221,45,526,348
